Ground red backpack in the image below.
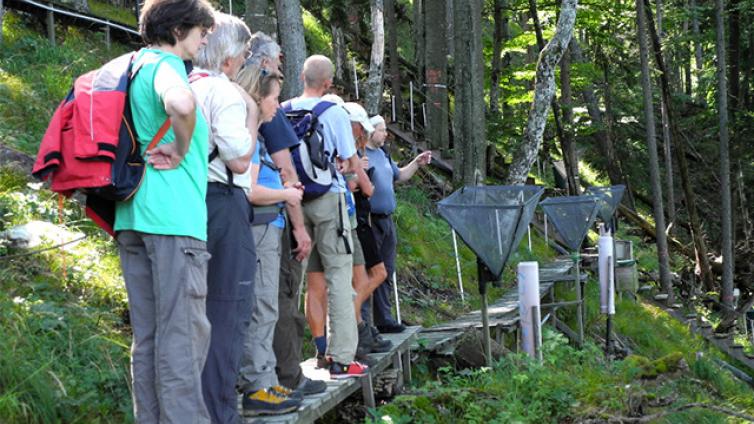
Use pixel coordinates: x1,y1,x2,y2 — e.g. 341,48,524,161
32,52,169,236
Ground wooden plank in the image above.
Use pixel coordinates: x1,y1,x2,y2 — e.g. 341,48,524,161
244,326,420,423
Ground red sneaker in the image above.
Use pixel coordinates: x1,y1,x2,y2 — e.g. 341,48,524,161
329,361,369,379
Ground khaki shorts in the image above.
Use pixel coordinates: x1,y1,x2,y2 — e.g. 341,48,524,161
308,228,363,272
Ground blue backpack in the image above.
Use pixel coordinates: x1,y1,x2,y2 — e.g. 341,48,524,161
281,100,337,202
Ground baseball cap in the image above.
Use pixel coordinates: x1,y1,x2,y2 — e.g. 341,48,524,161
342,102,375,134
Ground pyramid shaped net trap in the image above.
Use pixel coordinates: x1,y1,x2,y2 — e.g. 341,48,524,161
540,196,600,251
584,185,626,223
437,186,545,279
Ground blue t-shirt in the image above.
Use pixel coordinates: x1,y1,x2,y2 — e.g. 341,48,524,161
259,108,299,154
285,97,357,193
365,146,400,215
252,141,285,229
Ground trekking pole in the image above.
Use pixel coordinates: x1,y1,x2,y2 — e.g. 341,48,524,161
353,58,359,99
451,229,466,303
393,271,401,324
409,81,414,132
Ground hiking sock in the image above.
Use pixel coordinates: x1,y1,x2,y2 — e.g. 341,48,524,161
314,336,327,355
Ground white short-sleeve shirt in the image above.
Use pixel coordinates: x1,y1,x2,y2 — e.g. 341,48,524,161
190,68,252,191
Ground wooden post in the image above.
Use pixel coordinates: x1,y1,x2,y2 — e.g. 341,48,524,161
104,22,111,50
47,9,55,46
401,348,412,385
392,352,404,391
360,373,376,408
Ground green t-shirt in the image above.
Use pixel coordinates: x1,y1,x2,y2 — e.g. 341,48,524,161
114,49,209,241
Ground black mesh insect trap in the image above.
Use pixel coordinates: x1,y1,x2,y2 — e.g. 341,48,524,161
539,195,600,345
438,185,545,365
584,185,626,234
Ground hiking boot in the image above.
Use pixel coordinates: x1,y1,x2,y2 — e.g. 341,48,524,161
270,385,303,400
369,325,393,352
296,377,328,396
357,321,376,357
377,322,406,333
329,361,369,379
315,352,329,369
242,388,301,416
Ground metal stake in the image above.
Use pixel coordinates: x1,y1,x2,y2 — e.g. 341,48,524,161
451,230,465,303
575,254,584,346
392,271,401,323
481,292,492,367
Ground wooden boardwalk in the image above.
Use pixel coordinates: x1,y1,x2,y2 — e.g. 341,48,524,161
243,326,420,424
413,259,586,354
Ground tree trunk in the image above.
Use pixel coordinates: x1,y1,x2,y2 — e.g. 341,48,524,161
489,0,506,115
684,1,693,96
655,0,676,236
505,0,578,185
452,0,486,185
643,0,715,292
690,0,704,99
715,0,735,309
245,0,276,36
413,0,425,89
384,0,403,122
528,0,567,184
559,42,579,195
636,0,674,304
573,41,633,207
727,0,741,112
275,0,307,100
364,0,384,115
424,0,449,152
0,0,4,45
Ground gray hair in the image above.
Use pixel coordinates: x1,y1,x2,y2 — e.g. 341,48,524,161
247,32,281,68
195,12,251,72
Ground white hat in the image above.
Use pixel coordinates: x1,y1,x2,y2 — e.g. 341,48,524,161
369,115,386,128
322,94,345,105
342,102,375,133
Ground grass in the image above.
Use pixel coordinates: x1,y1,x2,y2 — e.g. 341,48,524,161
0,11,130,155
378,295,754,423
0,166,131,423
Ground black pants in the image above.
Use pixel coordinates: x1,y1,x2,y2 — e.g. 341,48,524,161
272,221,307,388
201,183,256,424
361,214,399,327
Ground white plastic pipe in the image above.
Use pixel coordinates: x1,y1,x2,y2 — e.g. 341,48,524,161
599,235,615,315
518,261,540,358
451,229,465,303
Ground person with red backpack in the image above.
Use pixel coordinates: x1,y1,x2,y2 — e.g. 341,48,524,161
112,1,215,423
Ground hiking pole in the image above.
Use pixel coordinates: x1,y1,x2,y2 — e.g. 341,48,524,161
451,229,466,303
392,271,401,324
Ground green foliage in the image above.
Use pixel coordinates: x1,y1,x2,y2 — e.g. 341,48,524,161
303,10,333,57
0,166,130,423
88,0,138,26
0,11,130,154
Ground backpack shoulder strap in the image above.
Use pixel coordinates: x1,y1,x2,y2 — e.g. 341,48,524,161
281,100,293,113
311,101,336,118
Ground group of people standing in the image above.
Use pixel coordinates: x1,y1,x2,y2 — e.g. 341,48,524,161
113,0,430,422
